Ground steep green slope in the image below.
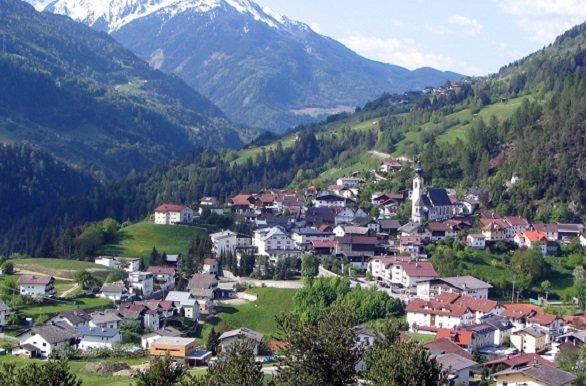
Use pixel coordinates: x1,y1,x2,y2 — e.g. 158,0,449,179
0,0,243,179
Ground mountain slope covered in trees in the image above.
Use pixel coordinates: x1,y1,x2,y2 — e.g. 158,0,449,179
0,0,243,180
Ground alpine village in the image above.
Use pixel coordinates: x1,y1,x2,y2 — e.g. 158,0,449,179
1,0,586,385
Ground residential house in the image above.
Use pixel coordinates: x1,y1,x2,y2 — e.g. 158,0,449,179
95,256,141,273
17,323,77,358
399,235,426,255
461,323,497,349
352,217,380,233
532,223,559,242
369,255,438,294
210,230,252,257
253,227,301,262
510,326,548,353
426,221,460,242
198,197,223,216
336,177,364,189
77,326,122,350
187,274,218,293
291,228,334,250
127,272,154,297
416,276,493,300
49,309,91,328
527,313,563,341
379,161,403,174
313,192,347,208
311,240,336,256
18,275,55,298
154,204,193,225
333,225,374,238
217,328,264,355
190,288,215,313
146,266,176,291
352,326,380,347
187,274,218,311
165,254,183,271
304,207,336,226
479,314,514,345
504,216,531,239
227,194,255,215
480,219,508,241
335,236,377,269
447,294,502,323
0,299,9,328
334,207,369,225
492,364,576,386
424,338,473,360
94,256,120,269
406,299,474,331
466,233,486,249
483,352,556,372
143,309,161,331
514,231,549,256
557,223,585,240
150,337,209,367
434,329,476,351
202,258,219,275
434,353,477,386
378,219,401,237
99,281,129,302
556,330,586,351
89,311,122,329
141,326,184,349
165,291,198,320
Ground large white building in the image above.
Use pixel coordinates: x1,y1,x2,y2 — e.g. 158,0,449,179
77,326,122,350
253,227,301,262
416,276,493,300
127,272,154,297
154,204,194,225
210,230,252,257
18,275,55,298
94,256,141,273
368,255,438,294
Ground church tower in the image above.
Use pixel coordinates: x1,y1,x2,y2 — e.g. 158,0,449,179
411,168,424,223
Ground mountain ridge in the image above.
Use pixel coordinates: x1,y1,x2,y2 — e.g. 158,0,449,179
33,0,462,131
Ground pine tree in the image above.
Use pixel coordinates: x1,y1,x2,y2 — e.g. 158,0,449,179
136,355,187,386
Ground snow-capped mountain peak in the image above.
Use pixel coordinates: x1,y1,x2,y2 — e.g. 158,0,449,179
36,0,298,33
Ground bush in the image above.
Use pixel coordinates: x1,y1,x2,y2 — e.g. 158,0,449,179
2,261,14,275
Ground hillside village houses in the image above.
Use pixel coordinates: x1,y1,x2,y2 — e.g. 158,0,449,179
154,204,194,225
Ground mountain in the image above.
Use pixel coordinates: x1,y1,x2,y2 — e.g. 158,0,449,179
0,0,243,180
36,0,462,131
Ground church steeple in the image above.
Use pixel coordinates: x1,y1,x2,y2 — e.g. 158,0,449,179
411,167,424,223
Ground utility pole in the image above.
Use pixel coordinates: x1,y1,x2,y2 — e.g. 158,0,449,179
511,280,515,303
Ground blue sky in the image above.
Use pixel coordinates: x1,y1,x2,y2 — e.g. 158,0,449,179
256,0,586,75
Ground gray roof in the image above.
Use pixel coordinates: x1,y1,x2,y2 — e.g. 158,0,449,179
352,326,378,338
77,326,120,338
166,291,196,306
378,219,401,229
218,328,263,343
101,281,127,293
53,309,91,325
427,188,452,207
155,326,183,337
519,325,548,338
493,364,577,386
479,314,514,331
434,353,477,372
441,276,493,290
30,323,77,344
190,288,214,298
90,311,122,324
187,273,216,290
340,226,371,235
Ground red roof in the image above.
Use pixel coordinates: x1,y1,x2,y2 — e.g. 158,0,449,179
144,309,159,315
505,216,530,227
230,194,254,206
406,299,469,317
528,313,558,326
336,236,378,245
203,258,217,265
146,266,175,275
502,303,541,319
158,300,174,311
17,274,53,285
435,328,474,347
401,260,438,278
453,296,499,313
564,313,586,328
483,353,557,369
312,240,336,248
155,204,187,213
522,231,548,243
436,292,461,304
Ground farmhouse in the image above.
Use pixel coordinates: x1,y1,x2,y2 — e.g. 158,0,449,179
77,326,122,350
18,275,55,298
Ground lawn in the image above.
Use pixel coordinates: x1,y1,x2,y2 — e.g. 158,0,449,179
13,258,113,280
196,288,298,343
407,332,436,344
18,296,113,319
53,279,77,297
98,221,208,258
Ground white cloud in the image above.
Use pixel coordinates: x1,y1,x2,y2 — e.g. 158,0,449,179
449,15,483,36
339,35,454,70
495,0,586,42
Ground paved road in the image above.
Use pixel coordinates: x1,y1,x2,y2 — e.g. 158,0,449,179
262,366,278,375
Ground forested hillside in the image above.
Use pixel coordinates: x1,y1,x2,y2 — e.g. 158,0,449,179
0,0,243,180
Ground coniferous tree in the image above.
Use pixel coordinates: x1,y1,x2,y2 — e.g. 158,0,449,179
135,355,187,386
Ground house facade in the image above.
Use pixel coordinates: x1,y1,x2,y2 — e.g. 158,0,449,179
18,275,55,298
77,326,122,350
154,204,193,225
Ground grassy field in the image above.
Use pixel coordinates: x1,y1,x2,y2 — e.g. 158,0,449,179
19,297,113,319
196,288,297,344
98,221,208,258
13,258,113,280
407,332,436,344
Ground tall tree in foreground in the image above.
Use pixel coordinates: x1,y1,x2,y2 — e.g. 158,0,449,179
186,338,264,386
274,306,361,386
135,355,187,386
0,357,81,386
362,323,448,386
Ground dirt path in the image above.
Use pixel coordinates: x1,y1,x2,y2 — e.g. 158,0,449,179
368,150,391,159
15,269,73,281
61,283,79,297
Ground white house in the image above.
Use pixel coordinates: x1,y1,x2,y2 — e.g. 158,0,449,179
154,204,194,225
89,311,123,329
77,326,122,350
95,256,141,273
202,258,219,275
336,177,364,189
434,353,477,386
253,227,301,262
0,299,9,328
466,233,486,250
210,230,252,257
99,282,129,302
313,192,347,208
513,231,548,256
334,207,369,225
143,309,161,331
165,291,199,320
18,323,77,358
368,256,438,294
18,275,55,298
146,266,175,291
49,309,91,328
416,276,493,300
127,272,154,297
141,326,184,349
218,328,264,355
406,299,475,331
94,256,119,269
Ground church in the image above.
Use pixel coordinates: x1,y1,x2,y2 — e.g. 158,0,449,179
411,168,456,223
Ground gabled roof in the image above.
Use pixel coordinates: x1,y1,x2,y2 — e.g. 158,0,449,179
505,216,530,227
18,275,53,285
56,309,91,325
100,281,127,294
435,328,474,347
187,273,216,290
229,194,254,206
90,310,122,324
427,188,452,207
210,230,236,239
441,276,493,290
424,338,472,360
312,240,336,248
155,204,187,213
453,296,498,313
532,223,558,233
77,326,120,338
521,231,548,243
336,235,377,245
484,353,557,369
517,325,548,338
434,353,477,372
166,291,196,306
528,313,558,326
492,364,577,386
146,266,175,275
502,303,541,319
218,328,263,342
30,323,77,344
203,258,218,265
